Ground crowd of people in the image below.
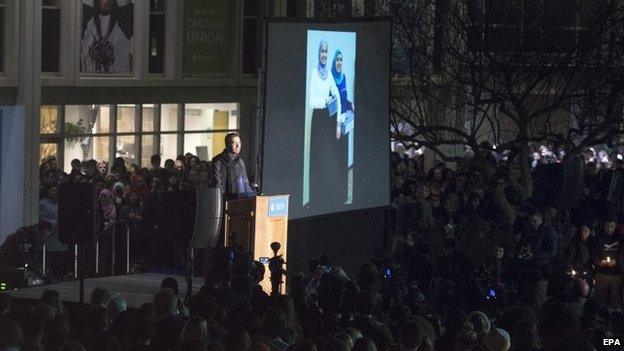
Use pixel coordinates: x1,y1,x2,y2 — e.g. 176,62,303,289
5,141,623,350
36,152,213,275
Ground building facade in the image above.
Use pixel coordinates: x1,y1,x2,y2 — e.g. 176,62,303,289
0,0,320,238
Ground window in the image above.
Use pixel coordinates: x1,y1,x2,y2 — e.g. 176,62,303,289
161,104,178,131
184,132,228,161
117,104,136,133
0,0,5,72
142,104,155,132
40,143,58,163
64,136,109,171
65,105,110,134
468,0,585,53
242,0,258,75
41,103,239,172
42,0,61,72
116,135,136,165
184,103,238,131
40,105,60,134
142,134,155,166
160,133,177,161
313,0,352,18
149,0,166,74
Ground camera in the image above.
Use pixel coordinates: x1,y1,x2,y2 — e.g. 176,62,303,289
309,253,332,273
486,287,497,300
384,267,393,279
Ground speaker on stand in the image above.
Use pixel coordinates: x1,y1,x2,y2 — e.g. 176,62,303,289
58,182,97,305
185,187,223,303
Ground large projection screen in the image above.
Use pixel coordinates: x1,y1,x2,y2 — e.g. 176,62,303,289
262,21,390,219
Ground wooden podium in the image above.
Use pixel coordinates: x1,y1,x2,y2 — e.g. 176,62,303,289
224,195,289,293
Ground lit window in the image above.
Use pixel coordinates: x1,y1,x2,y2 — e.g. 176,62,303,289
40,105,60,134
117,104,136,133
65,105,110,134
116,135,136,166
184,103,239,131
184,132,228,161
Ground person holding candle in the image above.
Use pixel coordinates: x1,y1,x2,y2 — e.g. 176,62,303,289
592,216,623,308
564,221,594,274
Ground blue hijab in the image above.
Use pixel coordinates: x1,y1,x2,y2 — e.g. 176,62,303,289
331,49,344,85
317,40,328,80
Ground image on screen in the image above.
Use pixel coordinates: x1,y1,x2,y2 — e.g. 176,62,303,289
304,30,356,208
262,21,390,219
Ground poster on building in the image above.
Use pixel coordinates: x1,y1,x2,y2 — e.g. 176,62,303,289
183,0,231,76
80,0,134,74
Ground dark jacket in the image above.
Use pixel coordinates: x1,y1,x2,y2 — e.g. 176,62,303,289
211,150,255,200
519,223,558,266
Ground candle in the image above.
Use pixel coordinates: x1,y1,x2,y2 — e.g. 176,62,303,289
569,269,577,276
607,256,612,263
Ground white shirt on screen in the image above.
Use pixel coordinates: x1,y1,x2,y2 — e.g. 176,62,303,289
309,68,342,121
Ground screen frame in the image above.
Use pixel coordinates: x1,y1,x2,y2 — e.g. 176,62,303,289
258,18,393,218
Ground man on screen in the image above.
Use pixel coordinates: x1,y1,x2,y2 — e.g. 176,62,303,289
212,133,256,201
81,0,133,73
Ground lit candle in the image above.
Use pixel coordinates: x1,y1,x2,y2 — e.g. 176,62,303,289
569,269,577,276
607,256,612,263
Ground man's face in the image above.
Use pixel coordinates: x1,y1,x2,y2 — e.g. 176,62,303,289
86,165,96,176
605,221,617,235
227,136,241,155
97,163,107,174
530,214,543,230
580,226,592,241
495,247,504,259
48,187,58,201
49,159,58,170
430,196,440,208
405,234,415,248
99,0,113,14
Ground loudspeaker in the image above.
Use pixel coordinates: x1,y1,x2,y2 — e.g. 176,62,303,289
191,187,223,249
58,182,97,245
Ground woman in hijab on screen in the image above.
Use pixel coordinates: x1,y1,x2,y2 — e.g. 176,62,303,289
308,40,347,208
332,49,355,204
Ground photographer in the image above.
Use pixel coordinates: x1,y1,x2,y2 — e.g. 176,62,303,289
516,209,558,307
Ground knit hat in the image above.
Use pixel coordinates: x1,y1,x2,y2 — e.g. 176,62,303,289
484,328,511,351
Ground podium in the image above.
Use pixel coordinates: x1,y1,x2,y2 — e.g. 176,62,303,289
224,195,289,293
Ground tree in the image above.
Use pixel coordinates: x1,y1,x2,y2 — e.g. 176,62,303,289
387,0,624,193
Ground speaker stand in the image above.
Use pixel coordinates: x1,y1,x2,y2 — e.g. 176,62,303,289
184,247,193,305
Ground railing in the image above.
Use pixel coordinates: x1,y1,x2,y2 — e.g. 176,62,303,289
94,220,131,276
40,221,131,279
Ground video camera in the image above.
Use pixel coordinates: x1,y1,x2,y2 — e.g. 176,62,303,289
309,253,332,274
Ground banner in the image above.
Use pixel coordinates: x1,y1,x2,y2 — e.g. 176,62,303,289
183,0,231,76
